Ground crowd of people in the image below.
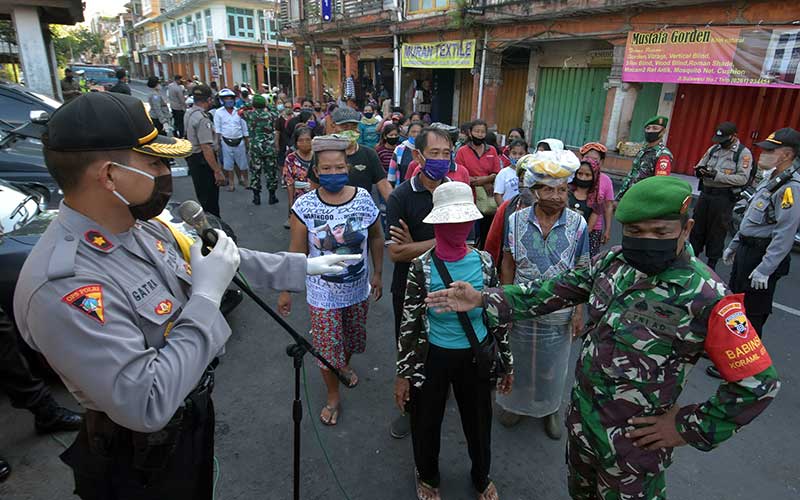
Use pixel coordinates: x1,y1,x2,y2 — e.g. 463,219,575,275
17,73,798,499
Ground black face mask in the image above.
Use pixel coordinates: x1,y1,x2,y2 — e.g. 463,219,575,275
65,76,73,81
314,107,321,112
112,163,173,221
573,178,593,189
719,138,734,149
644,131,662,143
385,136,399,145
537,198,565,215
471,137,485,146
621,235,678,276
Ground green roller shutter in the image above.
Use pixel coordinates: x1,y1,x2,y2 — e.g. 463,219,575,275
628,83,663,143
532,67,611,148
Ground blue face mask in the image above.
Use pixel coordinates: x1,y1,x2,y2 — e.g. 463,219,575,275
510,157,518,166
277,104,285,111
319,173,349,193
308,120,317,129
421,157,451,180
223,99,235,109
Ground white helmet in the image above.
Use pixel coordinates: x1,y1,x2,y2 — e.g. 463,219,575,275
218,88,235,98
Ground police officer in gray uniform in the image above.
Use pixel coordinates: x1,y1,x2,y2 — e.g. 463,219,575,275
690,122,753,270
185,84,225,218
710,128,800,378
12,92,357,499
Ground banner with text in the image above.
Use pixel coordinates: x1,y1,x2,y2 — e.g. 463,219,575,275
401,39,477,69
622,26,800,89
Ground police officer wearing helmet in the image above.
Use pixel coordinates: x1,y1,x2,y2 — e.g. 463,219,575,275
711,128,800,378
185,84,225,217
12,91,358,499
689,122,753,270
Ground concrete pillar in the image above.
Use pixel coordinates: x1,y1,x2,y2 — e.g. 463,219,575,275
476,48,502,129
603,42,627,148
12,6,56,97
311,49,324,102
344,49,359,86
256,60,265,89
617,83,641,143
294,44,307,100
657,83,678,143
522,48,541,143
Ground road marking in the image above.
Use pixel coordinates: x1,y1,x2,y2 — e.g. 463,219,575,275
774,302,800,317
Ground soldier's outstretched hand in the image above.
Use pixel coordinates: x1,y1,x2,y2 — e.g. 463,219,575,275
425,281,483,313
625,405,687,451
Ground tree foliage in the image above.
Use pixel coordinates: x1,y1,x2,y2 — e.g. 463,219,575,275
51,26,104,67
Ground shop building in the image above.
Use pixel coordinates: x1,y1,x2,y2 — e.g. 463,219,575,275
280,0,799,173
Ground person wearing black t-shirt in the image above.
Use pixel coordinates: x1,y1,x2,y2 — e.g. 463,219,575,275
308,107,393,202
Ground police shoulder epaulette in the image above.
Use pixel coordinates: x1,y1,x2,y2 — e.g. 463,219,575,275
47,231,79,280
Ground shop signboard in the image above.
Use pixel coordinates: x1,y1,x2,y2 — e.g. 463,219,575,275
401,39,477,69
623,26,800,89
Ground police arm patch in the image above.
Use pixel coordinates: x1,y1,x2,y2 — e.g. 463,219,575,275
62,284,105,324
655,155,671,176
705,294,772,381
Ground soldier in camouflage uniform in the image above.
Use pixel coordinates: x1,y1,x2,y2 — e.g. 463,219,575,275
240,94,278,206
616,115,673,202
426,175,780,499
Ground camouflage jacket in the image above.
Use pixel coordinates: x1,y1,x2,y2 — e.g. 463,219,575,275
616,142,673,201
397,248,513,388
484,248,779,452
240,107,277,154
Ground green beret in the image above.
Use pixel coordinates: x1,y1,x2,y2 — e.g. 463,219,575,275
645,115,668,128
615,176,692,224
252,95,266,108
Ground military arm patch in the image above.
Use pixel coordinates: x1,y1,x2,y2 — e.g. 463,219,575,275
781,187,793,209
655,155,672,176
705,294,772,381
62,284,105,324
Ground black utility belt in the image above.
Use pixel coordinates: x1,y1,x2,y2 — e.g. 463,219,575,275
740,235,771,249
222,136,244,147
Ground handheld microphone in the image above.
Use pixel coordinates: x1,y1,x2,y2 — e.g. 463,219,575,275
178,200,218,255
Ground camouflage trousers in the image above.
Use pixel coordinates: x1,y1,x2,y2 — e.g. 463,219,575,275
566,388,669,500
248,145,278,192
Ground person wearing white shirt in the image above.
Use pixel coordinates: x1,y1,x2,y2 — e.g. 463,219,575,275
494,140,528,205
214,89,250,191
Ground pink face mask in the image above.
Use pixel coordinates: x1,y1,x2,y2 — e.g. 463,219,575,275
434,221,474,262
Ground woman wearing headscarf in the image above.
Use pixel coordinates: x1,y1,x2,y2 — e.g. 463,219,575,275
579,142,615,247
497,151,590,440
569,157,607,256
395,182,513,500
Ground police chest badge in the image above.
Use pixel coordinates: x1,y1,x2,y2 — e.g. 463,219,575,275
155,299,173,316
62,284,105,324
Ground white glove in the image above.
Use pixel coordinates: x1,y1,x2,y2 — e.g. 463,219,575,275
190,229,241,307
749,269,769,290
307,254,361,276
722,247,735,266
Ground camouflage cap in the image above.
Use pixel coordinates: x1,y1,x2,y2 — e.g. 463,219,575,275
615,175,692,223
644,115,669,128
311,134,351,153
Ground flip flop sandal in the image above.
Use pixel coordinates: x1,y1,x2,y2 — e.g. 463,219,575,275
320,404,340,426
477,481,498,500
343,369,359,388
415,471,441,500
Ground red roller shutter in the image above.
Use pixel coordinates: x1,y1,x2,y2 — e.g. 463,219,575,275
668,85,800,174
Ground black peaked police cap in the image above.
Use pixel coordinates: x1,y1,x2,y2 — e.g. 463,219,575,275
43,91,192,158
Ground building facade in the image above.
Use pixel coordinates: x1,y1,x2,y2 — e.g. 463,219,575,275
280,0,800,174
130,0,292,91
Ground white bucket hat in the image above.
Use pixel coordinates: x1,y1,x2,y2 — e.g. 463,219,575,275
423,182,483,224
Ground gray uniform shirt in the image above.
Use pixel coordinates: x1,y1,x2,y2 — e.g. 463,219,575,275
185,106,216,155
13,203,307,433
730,169,800,276
147,90,171,125
167,81,186,111
696,139,753,188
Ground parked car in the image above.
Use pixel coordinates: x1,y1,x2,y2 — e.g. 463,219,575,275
0,116,60,208
0,81,60,128
70,65,118,90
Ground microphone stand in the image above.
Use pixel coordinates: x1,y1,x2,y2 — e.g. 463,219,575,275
230,274,351,500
